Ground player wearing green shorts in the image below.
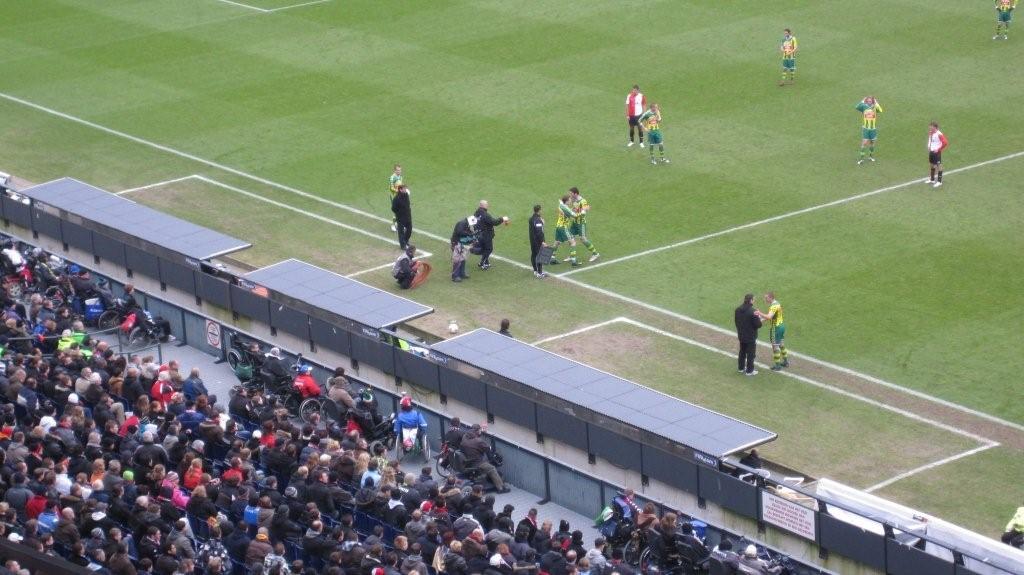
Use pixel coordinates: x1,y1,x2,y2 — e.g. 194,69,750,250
855,96,883,164
995,0,1017,39
779,29,798,86
756,291,789,371
388,164,403,232
569,187,599,262
637,104,668,164
550,194,579,266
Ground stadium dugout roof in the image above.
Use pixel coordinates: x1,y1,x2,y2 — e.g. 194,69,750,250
433,329,776,458
19,177,250,261
243,259,433,329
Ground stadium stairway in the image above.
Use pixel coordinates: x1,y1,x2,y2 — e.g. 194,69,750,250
151,337,603,543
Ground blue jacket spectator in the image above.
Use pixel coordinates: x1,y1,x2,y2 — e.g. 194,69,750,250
182,368,209,402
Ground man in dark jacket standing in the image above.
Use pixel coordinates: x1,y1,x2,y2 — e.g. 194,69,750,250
734,293,762,376
391,185,413,251
450,216,477,282
473,200,509,270
528,205,547,278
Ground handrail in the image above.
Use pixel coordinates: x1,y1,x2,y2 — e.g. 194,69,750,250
723,459,1021,574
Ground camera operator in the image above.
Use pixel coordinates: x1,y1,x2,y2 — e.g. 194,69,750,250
459,426,509,493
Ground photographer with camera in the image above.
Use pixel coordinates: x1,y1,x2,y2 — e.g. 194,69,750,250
459,425,509,493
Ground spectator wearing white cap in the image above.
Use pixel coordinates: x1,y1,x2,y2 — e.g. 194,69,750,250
738,544,781,574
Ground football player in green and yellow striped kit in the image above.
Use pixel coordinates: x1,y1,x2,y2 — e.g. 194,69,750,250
995,0,1017,40
756,292,789,371
550,194,579,267
779,29,798,86
637,104,668,164
855,96,883,164
569,187,599,262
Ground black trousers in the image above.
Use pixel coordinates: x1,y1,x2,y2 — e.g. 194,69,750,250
396,273,413,289
530,243,542,273
738,340,756,373
478,236,494,265
396,220,412,250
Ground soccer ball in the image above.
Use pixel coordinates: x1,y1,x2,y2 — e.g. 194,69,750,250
448,319,459,334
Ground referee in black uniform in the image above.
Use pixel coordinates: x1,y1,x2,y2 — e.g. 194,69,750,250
528,204,547,278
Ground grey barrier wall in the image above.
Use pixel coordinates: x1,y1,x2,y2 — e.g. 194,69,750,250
5,186,1022,575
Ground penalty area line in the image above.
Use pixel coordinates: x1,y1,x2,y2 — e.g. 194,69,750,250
863,442,1000,493
535,317,997,445
562,149,1024,277
116,176,196,195
5,90,1021,437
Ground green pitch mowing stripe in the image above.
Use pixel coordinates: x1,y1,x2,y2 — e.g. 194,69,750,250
537,320,981,491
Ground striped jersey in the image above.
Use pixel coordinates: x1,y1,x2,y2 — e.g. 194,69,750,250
781,35,798,57
626,91,646,117
638,109,661,132
997,0,1016,12
572,196,590,223
928,129,948,152
856,100,883,129
389,172,402,194
556,201,574,228
767,300,784,327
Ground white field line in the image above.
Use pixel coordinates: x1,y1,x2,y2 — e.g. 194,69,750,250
864,442,1000,493
213,0,270,13
347,254,434,279
191,175,405,248
5,91,1022,436
562,150,1024,277
536,316,997,445
116,175,196,195
531,317,628,346
267,0,331,12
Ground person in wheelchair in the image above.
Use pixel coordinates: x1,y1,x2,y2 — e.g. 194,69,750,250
394,395,427,453
459,427,510,493
646,513,710,574
261,348,289,385
292,365,321,399
346,391,386,439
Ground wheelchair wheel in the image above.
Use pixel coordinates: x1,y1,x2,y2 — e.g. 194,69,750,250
45,286,66,307
97,309,120,330
283,393,301,414
435,451,453,478
299,398,323,423
227,350,242,370
623,537,644,567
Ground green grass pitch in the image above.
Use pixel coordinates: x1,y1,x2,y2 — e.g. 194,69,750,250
1,0,1023,536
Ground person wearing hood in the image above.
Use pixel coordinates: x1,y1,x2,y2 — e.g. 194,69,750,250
245,527,273,566
270,503,302,542
400,542,429,575
583,537,608,572
450,215,477,282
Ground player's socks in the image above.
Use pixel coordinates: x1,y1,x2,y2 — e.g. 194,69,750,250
869,145,875,157
569,247,577,263
929,167,936,181
780,346,789,366
858,147,867,160
582,240,597,254
937,170,943,182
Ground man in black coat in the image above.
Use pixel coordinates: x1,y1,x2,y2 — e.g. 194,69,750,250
734,293,762,376
473,200,508,270
391,185,413,251
528,204,547,278
450,216,476,282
